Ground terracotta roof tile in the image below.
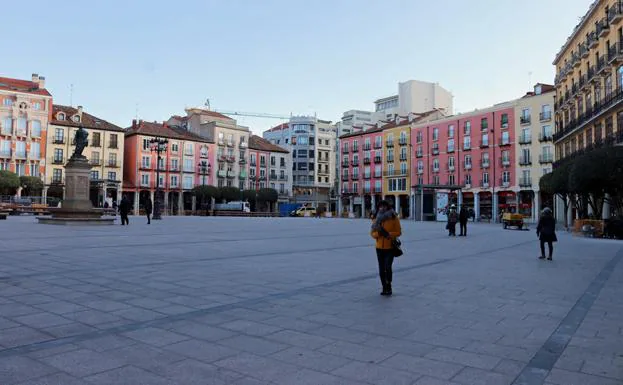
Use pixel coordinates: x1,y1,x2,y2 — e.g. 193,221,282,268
0,76,51,96
51,105,124,132
125,120,213,143
265,122,289,133
248,135,289,153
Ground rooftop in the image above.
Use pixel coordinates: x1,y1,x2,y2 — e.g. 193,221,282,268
51,105,124,132
0,75,51,97
248,135,289,153
126,120,213,143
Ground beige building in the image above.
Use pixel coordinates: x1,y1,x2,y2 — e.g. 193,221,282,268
0,74,52,189
46,105,124,206
514,84,556,222
553,0,623,221
168,108,250,190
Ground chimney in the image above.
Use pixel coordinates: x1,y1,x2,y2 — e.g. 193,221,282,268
31,73,38,83
38,76,45,89
132,119,137,129
77,105,83,115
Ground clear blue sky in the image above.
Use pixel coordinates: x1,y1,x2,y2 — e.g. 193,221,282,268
3,0,590,134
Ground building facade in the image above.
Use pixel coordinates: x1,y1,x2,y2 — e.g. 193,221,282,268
339,127,384,217
248,135,291,201
0,74,51,193
553,0,623,220
264,116,337,210
375,80,453,120
383,118,412,218
168,108,250,190
337,110,375,136
46,105,125,207
123,120,214,215
514,84,556,222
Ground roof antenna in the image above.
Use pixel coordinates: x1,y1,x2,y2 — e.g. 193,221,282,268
528,71,533,91
135,102,139,121
205,98,210,110
69,84,73,107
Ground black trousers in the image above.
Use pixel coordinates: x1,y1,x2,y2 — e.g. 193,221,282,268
376,249,395,289
459,221,467,235
540,240,553,257
146,212,151,224
448,222,457,235
120,213,129,225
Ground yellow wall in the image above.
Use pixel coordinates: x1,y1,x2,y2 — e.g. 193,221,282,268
382,123,410,196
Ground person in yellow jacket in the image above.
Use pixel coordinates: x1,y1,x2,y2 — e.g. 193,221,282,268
370,200,402,296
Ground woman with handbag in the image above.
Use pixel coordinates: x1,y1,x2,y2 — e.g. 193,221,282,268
371,200,402,296
536,207,557,260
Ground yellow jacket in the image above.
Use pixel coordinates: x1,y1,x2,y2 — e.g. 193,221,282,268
371,216,402,249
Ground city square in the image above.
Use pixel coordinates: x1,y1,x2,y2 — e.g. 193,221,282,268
0,216,621,384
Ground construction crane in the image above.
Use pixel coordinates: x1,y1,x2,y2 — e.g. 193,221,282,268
212,109,291,121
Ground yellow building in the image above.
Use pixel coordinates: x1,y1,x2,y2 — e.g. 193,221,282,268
382,117,411,218
553,0,623,161
46,105,124,206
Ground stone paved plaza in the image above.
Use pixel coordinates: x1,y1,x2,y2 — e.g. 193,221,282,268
0,216,622,385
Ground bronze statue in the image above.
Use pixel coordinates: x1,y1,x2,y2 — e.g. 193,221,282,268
72,127,89,160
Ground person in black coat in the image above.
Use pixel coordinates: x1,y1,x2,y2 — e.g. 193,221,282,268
145,197,153,225
447,205,458,236
536,207,557,260
119,195,131,226
459,206,469,236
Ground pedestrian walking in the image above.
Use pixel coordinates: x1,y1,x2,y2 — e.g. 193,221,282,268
447,204,458,236
145,197,153,225
459,206,469,236
370,200,402,296
536,207,557,260
119,195,131,226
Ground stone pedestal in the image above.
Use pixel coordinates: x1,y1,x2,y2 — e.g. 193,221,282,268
38,158,115,225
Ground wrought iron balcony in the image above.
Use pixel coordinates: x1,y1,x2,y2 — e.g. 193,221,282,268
519,157,532,166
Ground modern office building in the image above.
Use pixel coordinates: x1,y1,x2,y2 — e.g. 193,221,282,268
375,80,453,120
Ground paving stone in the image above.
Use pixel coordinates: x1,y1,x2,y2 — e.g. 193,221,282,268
382,353,465,380
217,335,290,356
76,335,138,352
270,346,351,372
122,327,190,347
0,326,53,349
492,359,526,377
265,329,334,349
39,348,124,377
165,320,238,341
165,339,240,362
450,367,514,385
13,372,84,385
213,352,300,382
219,319,283,336
32,301,88,315
0,356,57,384
425,347,502,370
319,340,395,363
101,343,186,372
545,368,623,385
83,365,171,385
332,361,420,385
413,377,462,385
152,358,244,385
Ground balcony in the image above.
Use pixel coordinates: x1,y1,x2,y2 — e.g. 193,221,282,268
351,160,359,166
540,111,552,121
447,164,455,172
398,138,408,146
386,156,394,162
90,159,102,166
520,116,531,125
108,142,118,149
464,162,472,170
363,173,371,179
608,41,623,64
479,140,489,148
431,166,440,173
415,152,423,158
579,42,589,59
499,137,511,146
342,147,349,154
217,139,225,147
279,175,288,181
352,146,359,153
572,52,581,68
399,155,407,161
374,156,382,163
217,170,227,178
480,160,490,169
341,161,349,168
480,180,489,188
239,157,247,164
539,133,553,142
341,174,349,181
226,141,234,147
259,162,266,168
588,31,599,49
499,178,511,188
597,18,610,38
239,141,248,149
0,149,11,158
500,158,511,167
351,174,359,181
417,168,424,175
363,144,371,151
518,135,532,145
363,157,371,164
384,170,407,177
539,154,554,164
385,141,394,148
587,65,596,83
226,156,235,163
610,2,623,24
53,138,65,144
463,143,471,151
218,155,228,162
269,174,278,181
52,157,64,165
239,171,247,179
250,162,257,167
431,147,440,155
519,157,532,166
597,54,607,75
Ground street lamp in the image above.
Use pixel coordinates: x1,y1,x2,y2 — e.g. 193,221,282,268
198,161,211,186
150,137,168,220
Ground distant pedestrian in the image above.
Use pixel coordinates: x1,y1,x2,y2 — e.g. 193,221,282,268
537,207,557,260
371,200,402,296
119,195,131,225
447,205,458,236
459,206,469,236
145,197,153,225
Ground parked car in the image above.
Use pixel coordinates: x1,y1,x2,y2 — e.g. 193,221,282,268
290,206,317,217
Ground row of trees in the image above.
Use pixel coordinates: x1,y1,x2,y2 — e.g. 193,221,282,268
191,186,278,211
0,171,44,196
539,146,623,227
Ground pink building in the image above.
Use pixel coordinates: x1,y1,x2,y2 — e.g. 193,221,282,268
123,120,214,215
411,104,517,220
339,125,384,217
247,135,291,200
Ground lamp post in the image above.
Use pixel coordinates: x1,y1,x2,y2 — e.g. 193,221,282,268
150,137,168,220
198,161,211,214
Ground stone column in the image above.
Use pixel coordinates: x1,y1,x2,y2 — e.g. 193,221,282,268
164,193,169,216
178,193,183,216
533,192,540,223
493,193,499,222
191,196,196,212
42,186,48,204
16,187,23,198
395,196,401,218
116,190,122,206
371,195,376,214
133,193,139,215
150,190,155,206
102,186,108,208
603,193,611,219
474,193,480,221
348,199,353,216
458,190,463,209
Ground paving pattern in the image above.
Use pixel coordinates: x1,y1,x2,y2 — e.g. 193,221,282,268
0,216,621,384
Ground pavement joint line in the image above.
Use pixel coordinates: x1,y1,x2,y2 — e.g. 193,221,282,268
0,237,533,358
511,246,623,385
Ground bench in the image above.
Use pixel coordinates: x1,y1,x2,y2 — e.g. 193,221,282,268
0,212,8,220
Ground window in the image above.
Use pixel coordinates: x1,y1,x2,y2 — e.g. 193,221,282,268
185,143,193,155
90,170,100,180
416,131,422,143
502,150,510,163
171,142,179,153
3,98,13,107
157,157,165,170
142,138,150,151
432,128,439,141
375,165,381,177
297,136,308,145
109,153,117,167
465,174,472,185
141,174,150,186
2,117,12,135
250,153,257,165
170,158,179,171
91,151,100,163
72,115,80,123
400,162,407,175
449,156,455,169
449,174,455,185
521,128,531,143
32,102,41,110
29,163,39,177
417,160,424,173
183,176,193,189
30,142,40,159
31,120,42,137
463,136,471,149
521,108,531,124
606,75,613,98
482,172,489,185
52,169,62,183
481,133,489,147
464,121,471,135
433,158,440,171
433,175,440,185
464,154,472,167
298,149,307,158
271,156,276,166
522,148,531,164
141,156,150,168
481,118,488,130
501,131,510,145
0,140,10,157
502,171,511,185
183,158,193,172
501,113,509,128
54,148,63,163
108,171,117,181
375,180,382,192
260,155,266,166
109,134,118,148
17,117,27,135
57,112,65,121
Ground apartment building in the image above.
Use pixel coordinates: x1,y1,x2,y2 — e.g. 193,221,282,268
46,105,124,207
264,116,337,210
123,120,214,215
382,118,412,218
514,84,556,222
0,74,51,190
375,80,453,120
248,135,291,201
339,126,384,217
168,108,250,190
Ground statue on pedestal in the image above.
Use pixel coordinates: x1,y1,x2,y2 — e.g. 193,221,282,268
71,127,89,160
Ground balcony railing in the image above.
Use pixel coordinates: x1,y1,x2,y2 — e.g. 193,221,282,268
588,31,598,49
351,174,359,181
351,160,359,166
480,180,489,188
53,138,65,144
609,2,623,23
374,142,382,149
431,147,439,155
374,156,382,163
90,159,102,166
499,137,511,146
500,158,511,167
239,141,248,148
226,171,236,178
597,54,607,74
539,112,552,121
463,162,472,170
499,178,511,188
352,146,359,153
363,157,371,164
520,116,531,125
415,152,423,158
519,157,532,166
579,42,589,58
52,158,64,164
363,144,371,151
384,170,407,177
480,140,489,148
0,150,11,158
539,133,553,142
363,173,371,179
385,141,394,147
278,175,288,181
239,158,247,164
539,154,554,164
480,160,490,169
446,163,455,171
341,161,349,168
447,146,455,153
398,138,408,145
597,18,610,38
608,41,623,63
386,156,394,162
341,174,349,181
342,147,349,154
518,135,532,145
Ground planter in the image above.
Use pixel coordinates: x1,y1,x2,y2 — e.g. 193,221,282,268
573,219,604,237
